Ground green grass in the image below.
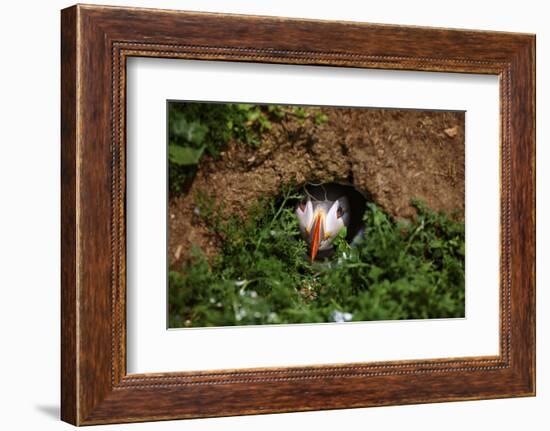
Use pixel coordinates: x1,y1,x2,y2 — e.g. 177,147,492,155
168,188,465,328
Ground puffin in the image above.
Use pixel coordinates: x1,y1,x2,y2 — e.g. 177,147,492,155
295,183,365,261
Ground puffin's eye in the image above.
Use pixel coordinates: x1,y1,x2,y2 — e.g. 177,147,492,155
298,200,306,212
337,206,344,219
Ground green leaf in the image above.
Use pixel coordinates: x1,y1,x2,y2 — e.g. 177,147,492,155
314,112,328,125
368,265,384,282
170,116,208,145
185,121,208,145
293,107,308,119
246,109,261,122
168,145,205,166
237,103,253,111
430,239,443,249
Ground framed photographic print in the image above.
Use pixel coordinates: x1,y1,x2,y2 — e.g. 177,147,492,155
61,4,535,425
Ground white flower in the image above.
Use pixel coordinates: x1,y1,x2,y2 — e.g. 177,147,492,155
249,290,258,298
235,308,247,321
331,310,353,323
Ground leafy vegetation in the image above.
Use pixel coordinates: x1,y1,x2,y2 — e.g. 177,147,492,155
168,102,328,194
168,188,465,328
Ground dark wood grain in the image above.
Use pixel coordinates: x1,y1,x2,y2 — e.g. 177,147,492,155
60,6,77,425
61,4,536,425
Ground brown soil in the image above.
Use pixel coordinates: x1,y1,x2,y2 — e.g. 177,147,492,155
169,107,464,267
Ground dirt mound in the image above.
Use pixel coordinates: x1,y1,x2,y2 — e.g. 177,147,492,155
169,107,464,267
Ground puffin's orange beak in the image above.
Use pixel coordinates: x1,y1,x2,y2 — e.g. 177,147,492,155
310,213,322,261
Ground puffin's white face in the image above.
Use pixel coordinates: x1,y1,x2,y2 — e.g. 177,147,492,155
295,197,350,260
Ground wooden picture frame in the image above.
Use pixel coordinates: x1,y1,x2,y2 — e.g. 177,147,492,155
61,4,535,425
